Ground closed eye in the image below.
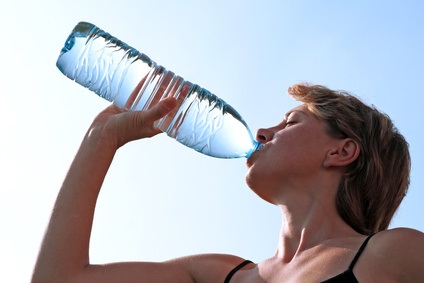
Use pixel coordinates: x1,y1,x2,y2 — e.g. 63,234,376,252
281,121,296,129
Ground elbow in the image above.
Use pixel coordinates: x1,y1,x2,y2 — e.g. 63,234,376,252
31,267,79,283
31,270,60,283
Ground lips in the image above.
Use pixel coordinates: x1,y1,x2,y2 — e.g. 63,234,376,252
246,144,265,166
256,143,265,151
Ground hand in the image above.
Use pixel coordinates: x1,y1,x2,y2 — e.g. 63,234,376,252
88,97,178,149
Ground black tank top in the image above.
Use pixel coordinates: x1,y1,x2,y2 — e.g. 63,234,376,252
224,235,374,283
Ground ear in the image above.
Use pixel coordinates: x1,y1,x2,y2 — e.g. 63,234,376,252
323,139,360,168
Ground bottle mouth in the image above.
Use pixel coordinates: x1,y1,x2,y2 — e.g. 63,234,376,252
245,141,263,158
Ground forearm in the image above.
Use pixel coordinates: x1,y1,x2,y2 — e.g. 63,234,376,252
32,128,117,282
32,100,178,283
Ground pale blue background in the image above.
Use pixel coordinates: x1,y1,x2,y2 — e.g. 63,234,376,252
1,1,423,282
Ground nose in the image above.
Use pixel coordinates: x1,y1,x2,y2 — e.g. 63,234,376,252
256,128,274,143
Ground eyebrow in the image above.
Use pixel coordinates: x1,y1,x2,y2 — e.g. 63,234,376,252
284,109,306,120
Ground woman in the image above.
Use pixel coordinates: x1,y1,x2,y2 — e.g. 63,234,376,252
32,83,424,282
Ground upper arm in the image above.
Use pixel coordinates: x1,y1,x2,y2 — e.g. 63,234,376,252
69,254,247,283
81,261,193,283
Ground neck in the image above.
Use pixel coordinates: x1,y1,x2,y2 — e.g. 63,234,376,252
274,190,358,263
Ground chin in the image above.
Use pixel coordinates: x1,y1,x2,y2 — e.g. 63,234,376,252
244,168,257,192
245,155,255,168
245,169,278,205
246,183,276,205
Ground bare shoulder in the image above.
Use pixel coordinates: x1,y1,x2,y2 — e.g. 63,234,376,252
380,227,424,238
371,227,424,253
360,228,424,282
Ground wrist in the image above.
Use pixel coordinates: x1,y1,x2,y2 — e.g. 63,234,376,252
83,124,120,155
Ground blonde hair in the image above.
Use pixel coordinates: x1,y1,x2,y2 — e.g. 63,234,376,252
288,83,411,235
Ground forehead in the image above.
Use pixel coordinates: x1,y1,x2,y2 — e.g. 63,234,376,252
284,104,324,126
284,104,310,118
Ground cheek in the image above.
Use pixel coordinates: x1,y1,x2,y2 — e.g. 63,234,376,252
273,133,324,172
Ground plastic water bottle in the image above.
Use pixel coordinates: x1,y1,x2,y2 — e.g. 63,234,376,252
56,22,261,158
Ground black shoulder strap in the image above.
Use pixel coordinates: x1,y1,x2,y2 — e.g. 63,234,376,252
224,260,253,283
348,234,374,271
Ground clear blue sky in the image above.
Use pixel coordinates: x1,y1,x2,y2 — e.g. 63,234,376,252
1,1,423,281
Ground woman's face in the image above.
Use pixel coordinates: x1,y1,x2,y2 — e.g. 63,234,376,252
245,104,342,203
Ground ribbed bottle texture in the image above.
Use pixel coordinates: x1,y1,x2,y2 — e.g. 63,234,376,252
56,22,260,158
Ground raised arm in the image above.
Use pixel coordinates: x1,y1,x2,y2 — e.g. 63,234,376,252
31,98,248,283
30,98,171,282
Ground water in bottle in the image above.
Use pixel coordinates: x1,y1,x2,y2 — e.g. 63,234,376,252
56,22,261,158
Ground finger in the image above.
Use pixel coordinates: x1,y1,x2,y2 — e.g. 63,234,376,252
145,97,178,122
